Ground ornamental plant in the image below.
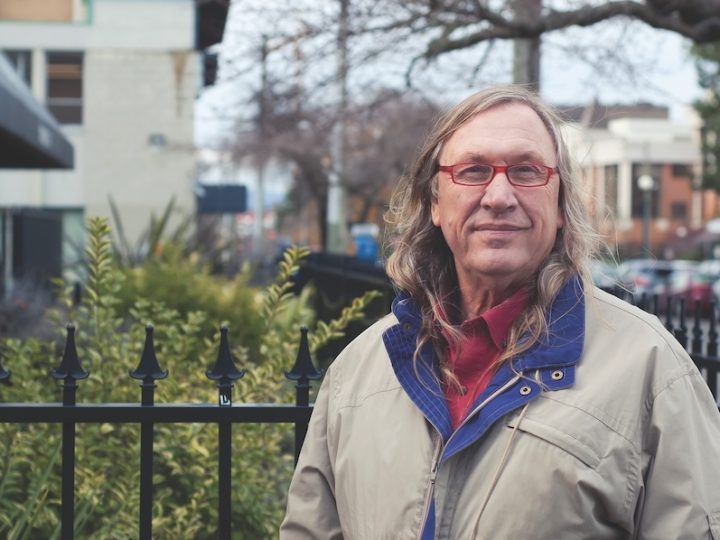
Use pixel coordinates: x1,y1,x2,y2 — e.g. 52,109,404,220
0,217,380,539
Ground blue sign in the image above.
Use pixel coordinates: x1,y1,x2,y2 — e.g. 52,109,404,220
195,184,248,214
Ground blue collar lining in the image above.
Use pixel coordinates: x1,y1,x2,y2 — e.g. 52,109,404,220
384,275,585,444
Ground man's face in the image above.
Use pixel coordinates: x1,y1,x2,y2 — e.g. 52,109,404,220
431,102,563,291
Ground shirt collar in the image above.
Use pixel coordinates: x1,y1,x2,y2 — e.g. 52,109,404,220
458,287,529,349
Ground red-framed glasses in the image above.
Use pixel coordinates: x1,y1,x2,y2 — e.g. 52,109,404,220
438,163,558,187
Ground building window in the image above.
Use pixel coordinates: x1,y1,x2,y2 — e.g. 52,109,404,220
604,165,618,215
631,163,662,219
672,164,692,178
4,50,32,87
46,51,83,124
671,202,687,220
46,208,86,283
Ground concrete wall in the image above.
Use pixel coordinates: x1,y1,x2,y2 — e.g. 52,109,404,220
82,48,197,242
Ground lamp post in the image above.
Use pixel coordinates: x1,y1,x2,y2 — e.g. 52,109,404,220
637,174,655,255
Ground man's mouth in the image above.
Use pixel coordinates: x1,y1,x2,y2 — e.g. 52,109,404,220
474,223,527,231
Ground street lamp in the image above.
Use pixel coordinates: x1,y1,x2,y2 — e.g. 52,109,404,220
637,174,655,255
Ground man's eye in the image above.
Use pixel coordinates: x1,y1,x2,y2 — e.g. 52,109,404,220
459,165,489,175
512,165,540,174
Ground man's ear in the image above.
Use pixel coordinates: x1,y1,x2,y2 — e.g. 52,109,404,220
556,182,564,229
431,200,440,226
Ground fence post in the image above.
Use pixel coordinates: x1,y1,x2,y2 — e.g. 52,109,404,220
664,296,674,333
285,327,322,464
709,305,719,358
51,324,88,540
129,325,167,540
206,326,244,540
675,299,688,349
692,302,704,354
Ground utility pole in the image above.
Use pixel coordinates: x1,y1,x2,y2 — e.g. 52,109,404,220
253,35,268,260
326,0,349,253
511,0,542,90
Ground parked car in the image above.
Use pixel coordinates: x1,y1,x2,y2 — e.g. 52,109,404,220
617,259,677,299
701,260,720,318
616,259,699,309
664,264,716,317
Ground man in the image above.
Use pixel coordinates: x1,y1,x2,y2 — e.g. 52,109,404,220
280,86,720,539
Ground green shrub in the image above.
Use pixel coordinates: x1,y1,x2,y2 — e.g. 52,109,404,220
0,217,381,539
114,242,266,361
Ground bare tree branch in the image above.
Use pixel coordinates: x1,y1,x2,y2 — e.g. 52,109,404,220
422,1,720,61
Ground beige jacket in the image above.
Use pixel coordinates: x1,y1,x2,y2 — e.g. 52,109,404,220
281,286,720,539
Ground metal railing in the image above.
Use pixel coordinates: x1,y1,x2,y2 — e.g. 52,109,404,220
0,324,321,540
623,291,720,400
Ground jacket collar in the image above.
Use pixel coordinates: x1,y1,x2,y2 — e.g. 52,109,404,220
384,275,585,440
510,274,585,372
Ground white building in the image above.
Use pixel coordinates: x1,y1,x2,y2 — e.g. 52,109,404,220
0,0,227,288
563,103,703,255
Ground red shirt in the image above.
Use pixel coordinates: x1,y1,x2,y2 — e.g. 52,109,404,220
442,288,529,430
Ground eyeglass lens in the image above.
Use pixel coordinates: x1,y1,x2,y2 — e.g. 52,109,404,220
455,164,547,185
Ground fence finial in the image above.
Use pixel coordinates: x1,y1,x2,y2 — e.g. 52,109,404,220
129,325,168,382
51,324,89,381
206,326,244,406
206,326,244,382
286,326,322,384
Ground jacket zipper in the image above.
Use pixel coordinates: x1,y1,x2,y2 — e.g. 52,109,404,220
415,374,521,540
417,437,443,540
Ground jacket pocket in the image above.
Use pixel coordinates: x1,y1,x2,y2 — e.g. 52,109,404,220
506,415,601,469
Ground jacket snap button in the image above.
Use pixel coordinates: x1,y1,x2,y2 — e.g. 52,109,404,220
551,370,564,381
402,323,412,332
519,385,532,396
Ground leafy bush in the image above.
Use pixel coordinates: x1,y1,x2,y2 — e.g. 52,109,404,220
0,217,380,539
114,244,267,361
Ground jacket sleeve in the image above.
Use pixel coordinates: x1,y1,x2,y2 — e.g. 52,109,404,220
636,366,720,540
280,367,343,540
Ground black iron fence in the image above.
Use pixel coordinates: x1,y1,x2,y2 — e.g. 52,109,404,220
0,292,719,539
621,291,720,400
0,324,321,540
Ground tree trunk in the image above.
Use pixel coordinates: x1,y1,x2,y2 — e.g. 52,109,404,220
512,0,542,90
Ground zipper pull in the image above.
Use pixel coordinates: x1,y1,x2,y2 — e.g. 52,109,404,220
430,440,442,485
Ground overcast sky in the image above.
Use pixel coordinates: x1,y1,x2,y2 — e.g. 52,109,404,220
542,29,701,120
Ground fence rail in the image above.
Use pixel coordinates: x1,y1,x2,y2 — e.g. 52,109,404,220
1,292,719,539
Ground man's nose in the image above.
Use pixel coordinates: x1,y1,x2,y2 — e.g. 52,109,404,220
481,172,518,210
